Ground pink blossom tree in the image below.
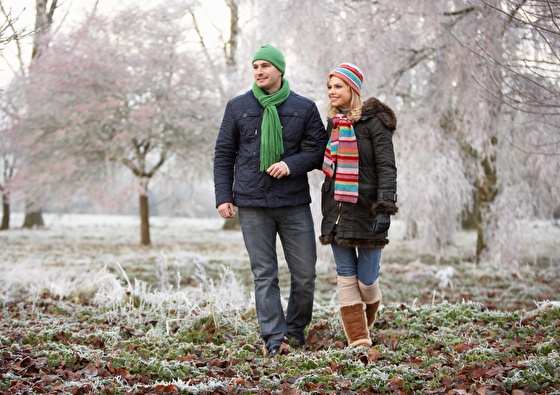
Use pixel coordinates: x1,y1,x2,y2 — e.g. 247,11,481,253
0,1,62,228
19,3,217,245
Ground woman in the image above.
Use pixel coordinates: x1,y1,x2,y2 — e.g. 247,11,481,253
320,63,398,347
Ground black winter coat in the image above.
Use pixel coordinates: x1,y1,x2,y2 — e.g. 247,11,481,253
214,89,327,208
319,97,398,249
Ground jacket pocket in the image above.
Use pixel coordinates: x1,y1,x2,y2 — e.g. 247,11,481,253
237,109,261,143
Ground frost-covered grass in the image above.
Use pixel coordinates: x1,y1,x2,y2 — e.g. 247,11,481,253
0,213,559,394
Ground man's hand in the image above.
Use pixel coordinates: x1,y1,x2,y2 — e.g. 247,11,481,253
217,202,236,219
266,161,290,179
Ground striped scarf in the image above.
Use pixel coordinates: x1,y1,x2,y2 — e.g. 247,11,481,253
322,115,359,203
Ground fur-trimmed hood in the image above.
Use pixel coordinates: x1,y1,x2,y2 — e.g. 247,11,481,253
361,97,397,134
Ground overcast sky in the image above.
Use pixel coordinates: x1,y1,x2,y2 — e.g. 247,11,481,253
1,0,229,87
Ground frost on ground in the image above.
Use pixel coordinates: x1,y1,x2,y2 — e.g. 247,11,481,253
1,213,558,310
1,213,559,394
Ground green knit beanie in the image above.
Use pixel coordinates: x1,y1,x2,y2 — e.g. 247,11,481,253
252,43,286,75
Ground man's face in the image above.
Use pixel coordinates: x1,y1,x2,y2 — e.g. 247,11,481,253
253,60,283,94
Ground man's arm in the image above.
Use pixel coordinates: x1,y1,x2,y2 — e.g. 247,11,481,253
282,102,327,176
213,102,238,207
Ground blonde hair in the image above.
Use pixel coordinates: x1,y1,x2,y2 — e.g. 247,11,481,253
326,75,363,122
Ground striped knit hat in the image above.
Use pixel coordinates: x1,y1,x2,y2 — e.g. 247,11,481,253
328,63,364,94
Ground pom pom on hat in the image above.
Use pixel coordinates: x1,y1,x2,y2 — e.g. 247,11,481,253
252,44,286,75
328,63,364,94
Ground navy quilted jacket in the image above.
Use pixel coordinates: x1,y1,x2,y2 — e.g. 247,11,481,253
214,89,327,208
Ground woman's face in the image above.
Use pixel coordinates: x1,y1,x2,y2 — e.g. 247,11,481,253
327,76,352,109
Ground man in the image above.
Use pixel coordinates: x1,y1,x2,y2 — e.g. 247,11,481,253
213,43,327,356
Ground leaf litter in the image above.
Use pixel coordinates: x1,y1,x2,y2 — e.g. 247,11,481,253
1,214,559,394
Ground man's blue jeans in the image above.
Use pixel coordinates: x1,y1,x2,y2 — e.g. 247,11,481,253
330,243,381,286
238,205,316,350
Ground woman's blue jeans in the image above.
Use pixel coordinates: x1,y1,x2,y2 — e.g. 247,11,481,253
238,205,317,349
330,243,381,285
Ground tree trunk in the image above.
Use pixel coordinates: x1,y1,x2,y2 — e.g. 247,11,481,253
475,193,484,263
403,219,418,240
1,195,9,230
475,150,498,263
19,0,58,231
22,199,45,228
22,209,45,228
461,192,478,230
222,214,240,230
139,190,151,246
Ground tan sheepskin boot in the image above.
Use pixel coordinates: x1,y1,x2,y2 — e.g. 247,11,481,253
365,301,381,329
359,279,382,329
340,303,372,347
338,276,372,347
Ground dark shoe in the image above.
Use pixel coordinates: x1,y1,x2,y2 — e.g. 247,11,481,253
262,342,290,357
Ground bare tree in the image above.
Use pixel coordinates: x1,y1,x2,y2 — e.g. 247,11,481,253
0,81,15,230
473,0,560,130
0,108,17,230
1,0,60,228
17,0,59,228
0,4,34,47
0,4,35,229
241,0,558,265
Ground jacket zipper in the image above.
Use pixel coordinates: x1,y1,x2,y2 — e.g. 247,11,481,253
335,202,342,225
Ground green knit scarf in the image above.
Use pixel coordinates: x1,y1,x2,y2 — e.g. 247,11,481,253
252,78,291,171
